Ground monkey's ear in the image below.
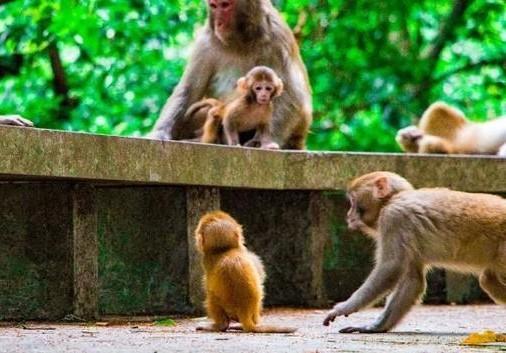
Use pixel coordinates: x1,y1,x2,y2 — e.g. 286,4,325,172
373,176,391,199
237,77,249,93
195,231,205,252
274,79,284,97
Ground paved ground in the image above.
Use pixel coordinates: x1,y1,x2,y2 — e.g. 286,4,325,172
0,305,504,353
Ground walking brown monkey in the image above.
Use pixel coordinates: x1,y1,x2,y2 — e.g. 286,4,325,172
149,0,312,149
324,171,506,333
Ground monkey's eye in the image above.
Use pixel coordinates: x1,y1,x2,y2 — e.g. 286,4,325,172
357,206,365,216
255,86,262,91
265,86,272,91
221,1,230,9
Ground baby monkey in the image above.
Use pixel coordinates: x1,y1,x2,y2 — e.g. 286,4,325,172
194,211,296,333
324,171,506,333
200,66,284,149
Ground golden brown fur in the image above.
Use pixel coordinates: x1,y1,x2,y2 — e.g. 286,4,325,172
324,171,506,333
148,0,312,149
200,66,283,149
195,211,296,333
396,102,506,156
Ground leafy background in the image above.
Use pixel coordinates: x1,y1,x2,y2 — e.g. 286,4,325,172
0,0,504,151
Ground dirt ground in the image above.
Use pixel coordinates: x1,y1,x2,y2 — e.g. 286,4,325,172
0,305,504,353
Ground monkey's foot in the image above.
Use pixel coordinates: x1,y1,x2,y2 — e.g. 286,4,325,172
196,324,228,332
399,126,423,141
339,326,386,334
262,142,280,150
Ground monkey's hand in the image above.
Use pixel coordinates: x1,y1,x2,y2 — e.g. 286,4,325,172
339,325,387,334
0,115,34,127
395,126,423,153
146,129,171,140
323,302,355,326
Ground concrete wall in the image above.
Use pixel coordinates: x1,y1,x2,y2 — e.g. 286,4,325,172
0,127,503,320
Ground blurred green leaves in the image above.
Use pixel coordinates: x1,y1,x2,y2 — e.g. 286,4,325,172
0,0,504,150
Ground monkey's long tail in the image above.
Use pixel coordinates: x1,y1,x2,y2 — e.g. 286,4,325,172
184,98,220,119
252,325,297,334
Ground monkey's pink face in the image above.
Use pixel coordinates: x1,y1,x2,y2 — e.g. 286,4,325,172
252,81,274,105
209,0,235,38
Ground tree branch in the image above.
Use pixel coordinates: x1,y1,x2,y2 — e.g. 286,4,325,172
48,41,77,120
413,0,473,100
432,57,506,85
425,0,472,63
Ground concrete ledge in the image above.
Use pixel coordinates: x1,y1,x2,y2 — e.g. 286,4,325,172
0,126,502,319
1,126,505,191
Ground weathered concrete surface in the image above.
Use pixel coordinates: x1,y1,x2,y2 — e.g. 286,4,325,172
97,186,189,315
0,126,505,192
0,306,504,353
0,127,500,319
186,187,220,313
73,184,99,320
221,190,327,306
0,183,73,320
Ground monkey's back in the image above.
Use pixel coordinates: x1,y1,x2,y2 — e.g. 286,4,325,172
382,189,506,271
205,249,264,317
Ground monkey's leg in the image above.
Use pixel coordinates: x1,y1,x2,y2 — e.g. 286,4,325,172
223,125,240,146
244,130,261,148
237,311,258,333
339,264,425,333
196,302,230,332
479,269,506,304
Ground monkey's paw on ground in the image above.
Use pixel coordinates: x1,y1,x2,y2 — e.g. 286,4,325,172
460,330,506,345
339,326,387,334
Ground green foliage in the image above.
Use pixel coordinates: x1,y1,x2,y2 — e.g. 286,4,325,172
0,0,504,150
154,318,176,327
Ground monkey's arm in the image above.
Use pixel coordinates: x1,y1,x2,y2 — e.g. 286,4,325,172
222,112,241,146
272,59,312,150
396,126,453,154
323,252,404,326
396,126,423,153
418,135,453,154
149,37,215,140
340,262,425,333
0,115,34,127
324,260,403,321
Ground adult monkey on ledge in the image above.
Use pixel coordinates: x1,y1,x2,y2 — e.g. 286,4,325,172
148,0,312,150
